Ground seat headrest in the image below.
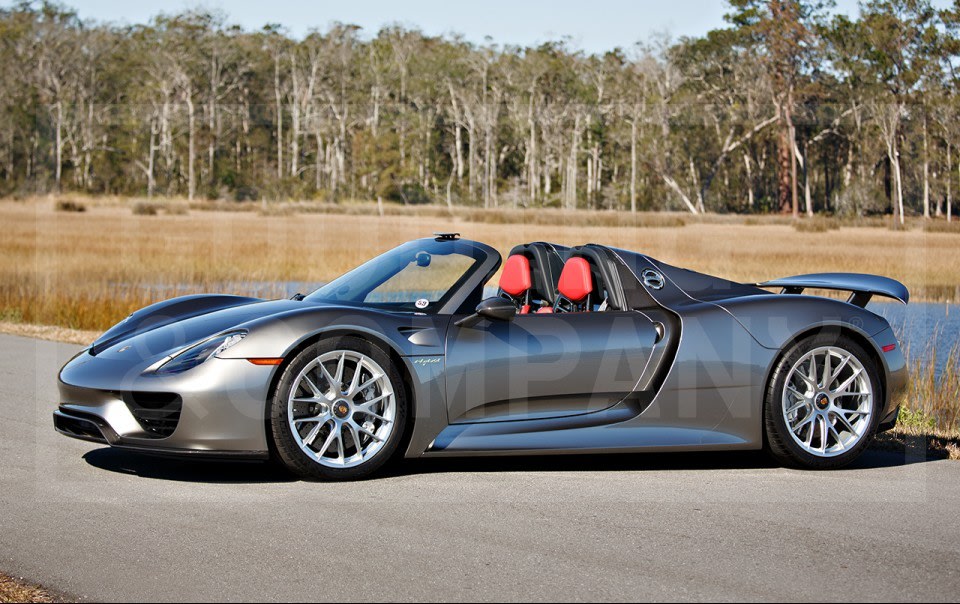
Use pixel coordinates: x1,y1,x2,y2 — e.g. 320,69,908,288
558,257,593,302
499,254,532,297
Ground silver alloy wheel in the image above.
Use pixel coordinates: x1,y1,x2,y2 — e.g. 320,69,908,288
782,345,874,457
287,350,396,468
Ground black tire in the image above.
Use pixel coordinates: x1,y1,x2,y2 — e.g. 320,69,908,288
269,336,408,481
764,333,882,470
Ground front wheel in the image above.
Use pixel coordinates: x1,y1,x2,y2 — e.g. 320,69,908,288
764,333,882,470
270,336,408,480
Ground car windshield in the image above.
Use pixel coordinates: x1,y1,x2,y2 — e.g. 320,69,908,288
305,239,487,313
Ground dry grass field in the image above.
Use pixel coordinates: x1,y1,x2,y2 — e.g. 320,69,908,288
2,197,959,436
2,197,959,332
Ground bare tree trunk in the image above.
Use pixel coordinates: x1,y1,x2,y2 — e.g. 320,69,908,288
890,139,905,226
661,173,700,214
528,96,537,204
290,101,299,177
790,119,798,218
371,83,380,138
399,71,407,171
208,57,216,185
743,151,754,209
922,112,930,218
586,132,593,205
147,120,156,198
690,157,705,213
951,142,956,223
54,101,63,192
628,119,638,213
777,106,794,215
315,129,323,190
947,140,952,222
483,127,492,208
800,140,812,217
567,114,579,210
455,124,464,182
467,120,477,200
446,155,454,209
186,91,196,200
274,55,283,180
544,155,551,196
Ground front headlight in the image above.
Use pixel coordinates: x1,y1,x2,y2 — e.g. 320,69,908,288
154,331,247,375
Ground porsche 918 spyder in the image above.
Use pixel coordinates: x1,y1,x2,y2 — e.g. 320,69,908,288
54,234,908,479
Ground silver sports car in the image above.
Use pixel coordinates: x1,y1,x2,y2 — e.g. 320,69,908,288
55,234,908,479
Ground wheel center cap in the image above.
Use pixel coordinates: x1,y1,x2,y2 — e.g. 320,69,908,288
815,393,830,410
333,399,351,419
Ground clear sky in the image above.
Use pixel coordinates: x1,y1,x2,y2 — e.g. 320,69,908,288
33,0,954,54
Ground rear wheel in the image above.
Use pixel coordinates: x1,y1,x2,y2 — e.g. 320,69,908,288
764,333,881,470
270,336,407,480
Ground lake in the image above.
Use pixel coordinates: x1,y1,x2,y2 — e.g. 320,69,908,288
870,301,959,378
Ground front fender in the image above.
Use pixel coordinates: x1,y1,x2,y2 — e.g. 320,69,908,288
218,305,448,359
218,305,454,458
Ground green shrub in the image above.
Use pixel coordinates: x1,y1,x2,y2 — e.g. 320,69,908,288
897,406,937,432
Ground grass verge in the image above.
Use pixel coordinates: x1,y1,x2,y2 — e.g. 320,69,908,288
0,573,69,603
0,321,97,346
873,428,960,461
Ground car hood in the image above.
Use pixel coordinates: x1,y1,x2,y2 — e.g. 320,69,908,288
91,296,307,361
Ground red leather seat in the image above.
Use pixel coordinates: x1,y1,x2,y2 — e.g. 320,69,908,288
557,257,594,310
499,254,533,313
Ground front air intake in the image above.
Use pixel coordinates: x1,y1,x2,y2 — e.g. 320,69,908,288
120,392,183,438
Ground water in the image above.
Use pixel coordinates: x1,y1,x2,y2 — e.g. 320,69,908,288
869,301,960,378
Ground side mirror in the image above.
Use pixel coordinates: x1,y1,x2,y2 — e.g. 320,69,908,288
454,297,517,328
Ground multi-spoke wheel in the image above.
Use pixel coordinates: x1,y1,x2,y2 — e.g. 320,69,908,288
765,334,881,469
270,336,407,480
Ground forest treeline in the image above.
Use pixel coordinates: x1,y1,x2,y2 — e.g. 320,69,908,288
1,0,959,218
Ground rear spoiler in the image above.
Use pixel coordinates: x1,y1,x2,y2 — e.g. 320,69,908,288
757,273,909,307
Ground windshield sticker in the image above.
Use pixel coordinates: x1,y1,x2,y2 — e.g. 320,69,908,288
415,298,429,309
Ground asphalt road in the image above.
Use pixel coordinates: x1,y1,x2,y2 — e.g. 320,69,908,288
2,333,959,602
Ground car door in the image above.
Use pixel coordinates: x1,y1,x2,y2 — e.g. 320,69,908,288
444,311,659,424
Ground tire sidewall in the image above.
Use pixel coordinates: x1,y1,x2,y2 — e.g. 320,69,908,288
765,333,882,470
269,336,407,480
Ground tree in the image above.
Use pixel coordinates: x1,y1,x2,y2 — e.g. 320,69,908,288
726,1,827,217
859,0,941,225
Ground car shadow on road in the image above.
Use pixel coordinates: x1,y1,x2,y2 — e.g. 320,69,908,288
82,448,297,484
386,446,936,478
82,444,937,484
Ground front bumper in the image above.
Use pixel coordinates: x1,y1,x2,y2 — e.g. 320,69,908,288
55,349,277,458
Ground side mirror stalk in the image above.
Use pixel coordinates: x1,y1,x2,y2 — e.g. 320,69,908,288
455,298,517,328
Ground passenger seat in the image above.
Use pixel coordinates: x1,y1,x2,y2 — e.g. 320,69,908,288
498,254,534,313
554,256,594,312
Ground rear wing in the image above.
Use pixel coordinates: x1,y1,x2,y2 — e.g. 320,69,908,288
757,273,909,307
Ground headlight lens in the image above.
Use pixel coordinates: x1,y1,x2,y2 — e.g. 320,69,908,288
155,331,246,375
